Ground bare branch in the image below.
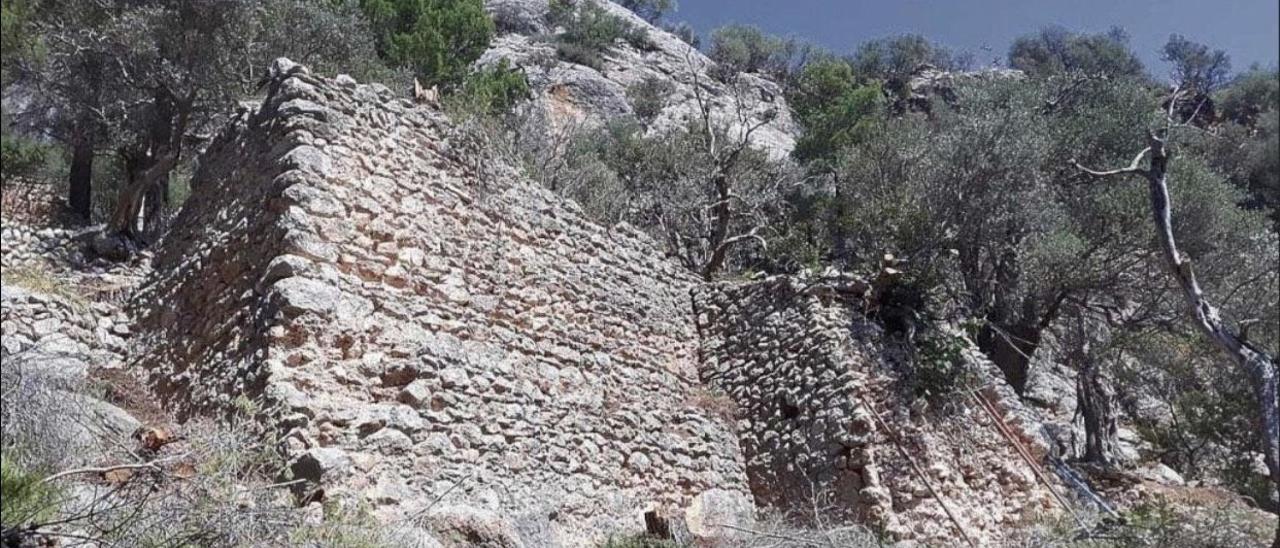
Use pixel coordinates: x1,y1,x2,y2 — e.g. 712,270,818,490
1070,147,1151,178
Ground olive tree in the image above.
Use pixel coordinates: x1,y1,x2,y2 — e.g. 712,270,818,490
1008,26,1146,78
22,0,386,256
527,53,794,279
1075,89,1280,545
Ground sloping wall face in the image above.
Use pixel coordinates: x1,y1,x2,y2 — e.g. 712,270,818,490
130,64,750,545
694,277,1061,545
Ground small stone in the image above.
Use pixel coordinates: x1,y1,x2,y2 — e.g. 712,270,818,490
399,380,433,407
439,367,469,389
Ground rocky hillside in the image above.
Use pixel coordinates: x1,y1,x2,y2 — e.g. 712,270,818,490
3,3,1277,547
480,0,797,159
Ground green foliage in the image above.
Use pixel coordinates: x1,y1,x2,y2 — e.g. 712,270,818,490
549,0,651,70
525,114,790,274
707,24,795,80
626,76,675,123
1216,68,1279,126
777,72,1276,380
850,34,956,82
1,453,59,529
258,0,401,86
0,0,39,86
788,58,883,164
0,131,50,183
359,0,493,88
616,0,674,24
907,331,973,401
1008,25,1146,78
450,59,531,116
1162,34,1231,92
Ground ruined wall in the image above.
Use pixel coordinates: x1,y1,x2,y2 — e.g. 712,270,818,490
694,277,1061,545
129,61,750,546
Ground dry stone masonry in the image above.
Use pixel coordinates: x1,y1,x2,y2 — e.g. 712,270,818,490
694,277,1061,545
129,60,751,546
120,60,1067,546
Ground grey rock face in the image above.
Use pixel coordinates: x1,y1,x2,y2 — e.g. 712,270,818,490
478,0,797,160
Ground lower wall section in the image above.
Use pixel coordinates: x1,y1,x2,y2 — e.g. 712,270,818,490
695,277,1061,545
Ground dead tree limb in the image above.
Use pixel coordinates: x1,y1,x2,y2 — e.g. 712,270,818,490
1073,88,1280,546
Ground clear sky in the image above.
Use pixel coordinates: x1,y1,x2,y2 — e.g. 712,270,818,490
672,0,1280,78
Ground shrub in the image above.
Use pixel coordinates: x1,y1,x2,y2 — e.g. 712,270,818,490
0,131,51,183
1008,26,1146,78
1216,68,1279,126
451,59,531,116
3,268,87,311
1012,499,1272,547
1162,34,1231,92
359,0,494,88
626,76,675,123
707,24,794,80
0,455,60,529
850,34,956,82
788,58,883,164
549,0,651,70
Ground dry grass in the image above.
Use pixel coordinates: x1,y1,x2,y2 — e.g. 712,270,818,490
4,267,88,311
0,350,413,548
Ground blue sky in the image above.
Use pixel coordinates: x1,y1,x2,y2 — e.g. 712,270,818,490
672,0,1279,78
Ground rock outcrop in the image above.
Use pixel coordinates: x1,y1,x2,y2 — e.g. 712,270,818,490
480,0,797,159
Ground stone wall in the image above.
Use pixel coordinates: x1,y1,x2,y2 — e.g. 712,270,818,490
694,277,1061,545
129,61,751,546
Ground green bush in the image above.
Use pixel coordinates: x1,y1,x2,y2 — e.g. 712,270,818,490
1,454,59,529
451,59,531,116
549,0,651,71
0,131,50,183
359,0,494,88
788,58,883,164
707,24,793,80
850,34,956,82
626,76,674,123
1216,68,1279,126
907,331,973,401
1008,26,1146,78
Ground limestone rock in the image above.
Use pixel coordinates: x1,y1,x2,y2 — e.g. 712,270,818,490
477,0,797,160
683,489,755,541
427,506,524,548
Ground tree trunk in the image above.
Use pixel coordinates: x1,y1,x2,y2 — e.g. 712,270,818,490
1147,143,1278,511
1078,129,1280,544
67,57,103,223
108,151,178,236
67,130,94,222
1065,310,1118,465
701,171,733,280
978,320,1041,394
1077,364,1117,465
